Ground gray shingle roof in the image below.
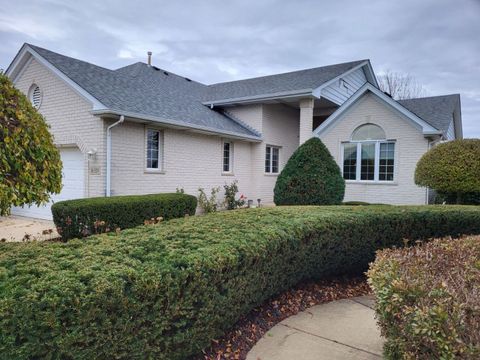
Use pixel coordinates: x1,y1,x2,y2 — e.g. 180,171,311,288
398,94,460,134
204,60,367,103
27,44,260,138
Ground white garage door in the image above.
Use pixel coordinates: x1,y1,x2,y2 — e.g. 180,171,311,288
11,147,85,220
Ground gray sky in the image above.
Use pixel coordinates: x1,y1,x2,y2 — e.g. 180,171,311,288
1,0,479,136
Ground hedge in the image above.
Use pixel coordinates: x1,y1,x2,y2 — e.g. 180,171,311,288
1,206,480,359
51,193,197,240
368,235,480,359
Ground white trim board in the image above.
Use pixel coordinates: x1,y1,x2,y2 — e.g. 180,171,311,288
6,44,107,111
313,83,442,138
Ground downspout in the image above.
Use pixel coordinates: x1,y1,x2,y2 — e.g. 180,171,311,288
106,115,125,197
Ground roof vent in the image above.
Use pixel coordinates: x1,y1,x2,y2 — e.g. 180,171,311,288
152,66,160,71
163,71,169,76
147,51,152,66
185,78,192,82
29,84,42,109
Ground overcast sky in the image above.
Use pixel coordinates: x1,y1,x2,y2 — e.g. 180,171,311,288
1,0,479,136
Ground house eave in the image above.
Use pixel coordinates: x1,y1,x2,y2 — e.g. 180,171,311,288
92,109,263,142
202,89,314,107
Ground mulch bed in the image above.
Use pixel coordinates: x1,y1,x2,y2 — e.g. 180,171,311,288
196,276,371,360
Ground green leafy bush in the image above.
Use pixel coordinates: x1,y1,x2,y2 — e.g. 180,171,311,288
51,193,197,240
435,191,480,205
223,180,246,210
1,206,480,359
368,235,480,359
415,139,480,203
0,72,62,215
274,137,345,205
197,186,220,213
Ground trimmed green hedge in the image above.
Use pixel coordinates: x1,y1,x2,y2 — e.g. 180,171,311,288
368,235,480,359
51,193,197,240
1,206,480,359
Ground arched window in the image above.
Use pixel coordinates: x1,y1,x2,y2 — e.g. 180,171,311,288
351,124,386,141
342,124,395,182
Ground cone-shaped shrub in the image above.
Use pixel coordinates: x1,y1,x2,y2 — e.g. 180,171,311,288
274,137,345,205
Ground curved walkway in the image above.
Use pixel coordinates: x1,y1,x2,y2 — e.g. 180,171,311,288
246,296,384,360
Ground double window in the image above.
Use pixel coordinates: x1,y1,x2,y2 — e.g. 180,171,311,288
265,145,280,174
146,129,163,170
222,141,233,173
342,124,395,182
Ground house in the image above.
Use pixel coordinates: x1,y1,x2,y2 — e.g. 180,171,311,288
5,43,462,219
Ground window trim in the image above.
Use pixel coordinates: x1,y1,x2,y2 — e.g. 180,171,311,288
222,140,234,174
265,145,281,175
145,128,164,172
341,140,396,183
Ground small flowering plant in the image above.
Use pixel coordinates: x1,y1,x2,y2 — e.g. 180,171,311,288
224,181,246,210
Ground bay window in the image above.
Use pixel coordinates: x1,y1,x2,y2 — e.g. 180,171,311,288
342,124,395,182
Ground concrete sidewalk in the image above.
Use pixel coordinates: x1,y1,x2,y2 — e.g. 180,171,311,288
0,216,58,242
247,296,383,360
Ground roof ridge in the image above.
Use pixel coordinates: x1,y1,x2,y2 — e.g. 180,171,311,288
399,94,460,101
208,59,368,86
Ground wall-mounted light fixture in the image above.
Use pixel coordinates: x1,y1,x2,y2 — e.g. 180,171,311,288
87,148,97,161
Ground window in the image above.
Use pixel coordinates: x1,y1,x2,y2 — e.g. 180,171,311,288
29,84,42,109
342,124,395,182
265,145,280,174
223,141,233,173
146,129,162,170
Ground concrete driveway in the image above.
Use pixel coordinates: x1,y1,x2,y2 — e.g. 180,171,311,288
0,216,58,242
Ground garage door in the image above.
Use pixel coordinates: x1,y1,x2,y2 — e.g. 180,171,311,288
11,147,85,220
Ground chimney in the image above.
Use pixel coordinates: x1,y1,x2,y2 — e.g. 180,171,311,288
147,51,152,66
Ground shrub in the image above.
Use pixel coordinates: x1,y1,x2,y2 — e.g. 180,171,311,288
368,236,480,359
274,137,345,205
197,186,220,213
1,206,480,359
435,191,480,205
0,72,62,215
223,180,246,210
51,193,197,241
415,139,480,203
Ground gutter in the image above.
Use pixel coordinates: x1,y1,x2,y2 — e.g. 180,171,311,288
92,109,262,142
106,115,124,197
203,89,314,107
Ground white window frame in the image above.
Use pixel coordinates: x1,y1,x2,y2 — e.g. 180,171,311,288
265,145,281,174
145,128,164,172
222,140,234,174
341,140,396,183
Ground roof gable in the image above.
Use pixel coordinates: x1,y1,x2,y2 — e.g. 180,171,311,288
313,83,443,138
204,60,375,104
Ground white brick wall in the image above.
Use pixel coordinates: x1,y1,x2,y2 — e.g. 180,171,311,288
319,93,429,205
256,104,299,202
14,58,105,198
109,121,254,203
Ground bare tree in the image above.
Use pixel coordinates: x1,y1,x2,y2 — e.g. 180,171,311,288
377,70,426,100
